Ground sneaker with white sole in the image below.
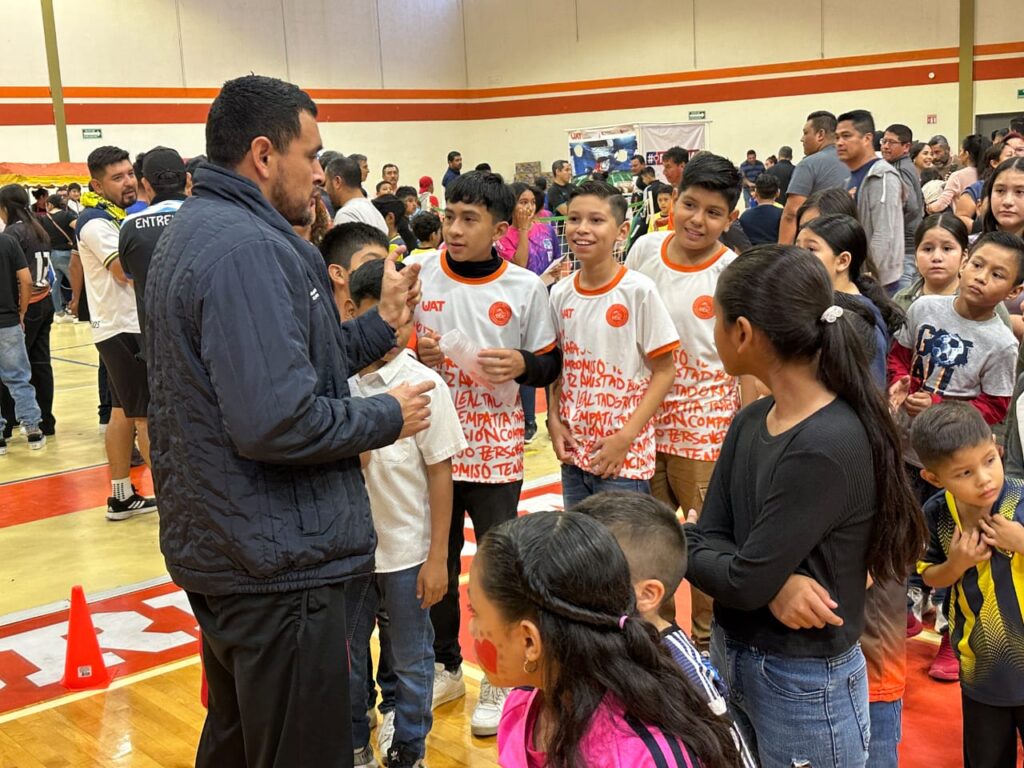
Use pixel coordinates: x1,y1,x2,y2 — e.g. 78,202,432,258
106,489,158,521
471,678,509,737
26,427,46,450
377,710,395,762
431,664,465,709
354,744,379,768
907,585,926,623
934,605,949,634
54,311,75,324
0,437,6,455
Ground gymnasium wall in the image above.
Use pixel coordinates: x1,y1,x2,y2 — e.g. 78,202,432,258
0,0,1020,188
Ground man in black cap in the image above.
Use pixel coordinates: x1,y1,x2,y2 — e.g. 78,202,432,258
119,146,190,350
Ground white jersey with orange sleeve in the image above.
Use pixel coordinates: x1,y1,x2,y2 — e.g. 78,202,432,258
625,232,741,461
413,251,557,484
549,265,680,480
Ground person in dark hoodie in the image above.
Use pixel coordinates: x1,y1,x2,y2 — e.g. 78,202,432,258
881,124,925,290
145,74,432,768
836,110,905,294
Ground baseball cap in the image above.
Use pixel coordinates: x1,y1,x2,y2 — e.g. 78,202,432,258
418,175,432,193
142,146,186,186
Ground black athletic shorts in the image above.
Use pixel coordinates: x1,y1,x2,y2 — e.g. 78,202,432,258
95,333,149,418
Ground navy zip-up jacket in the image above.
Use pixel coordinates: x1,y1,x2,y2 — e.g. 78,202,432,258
146,164,403,595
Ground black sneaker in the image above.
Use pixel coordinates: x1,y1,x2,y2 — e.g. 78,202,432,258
26,427,46,450
386,743,424,768
0,437,6,455
107,490,158,521
524,421,538,444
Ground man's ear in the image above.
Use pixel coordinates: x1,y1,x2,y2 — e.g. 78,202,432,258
250,136,274,181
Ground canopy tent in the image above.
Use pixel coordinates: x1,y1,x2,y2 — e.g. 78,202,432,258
0,162,89,187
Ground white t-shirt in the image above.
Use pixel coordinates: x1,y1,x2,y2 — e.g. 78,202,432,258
76,215,140,343
350,350,467,573
413,252,557,484
334,196,388,235
549,265,680,480
626,233,741,461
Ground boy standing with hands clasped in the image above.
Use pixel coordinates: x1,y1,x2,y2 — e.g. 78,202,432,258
412,172,560,736
548,181,678,508
911,402,1024,767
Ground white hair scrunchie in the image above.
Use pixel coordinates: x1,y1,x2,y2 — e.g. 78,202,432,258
820,305,844,324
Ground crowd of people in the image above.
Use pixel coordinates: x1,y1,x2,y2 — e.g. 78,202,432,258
2,72,1024,768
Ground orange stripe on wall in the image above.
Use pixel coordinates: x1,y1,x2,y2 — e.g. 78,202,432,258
0,104,55,126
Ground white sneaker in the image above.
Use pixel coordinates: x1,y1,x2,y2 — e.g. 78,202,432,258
471,678,509,737
907,586,926,622
377,710,395,762
432,663,466,709
354,745,379,768
935,605,949,634
54,311,74,324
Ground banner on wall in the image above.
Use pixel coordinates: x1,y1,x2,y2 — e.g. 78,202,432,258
567,125,638,179
638,123,707,180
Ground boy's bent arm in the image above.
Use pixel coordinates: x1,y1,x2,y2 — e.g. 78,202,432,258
920,561,966,589
419,458,454,609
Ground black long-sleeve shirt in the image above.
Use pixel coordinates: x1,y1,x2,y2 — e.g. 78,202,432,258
685,396,876,657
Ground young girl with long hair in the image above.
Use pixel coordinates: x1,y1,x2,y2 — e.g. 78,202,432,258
685,245,926,767
473,511,739,768
981,156,1024,237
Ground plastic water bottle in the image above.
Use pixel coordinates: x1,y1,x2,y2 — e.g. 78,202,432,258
439,329,519,406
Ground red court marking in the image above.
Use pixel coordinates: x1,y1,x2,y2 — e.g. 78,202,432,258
0,465,153,529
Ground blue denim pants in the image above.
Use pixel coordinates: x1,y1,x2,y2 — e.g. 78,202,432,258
346,567,434,759
866,699,902,768
561,463,651,510
0,324,41,433
49,249,71,312
711,625,870,767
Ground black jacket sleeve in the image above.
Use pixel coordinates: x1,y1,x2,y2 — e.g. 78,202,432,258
199,241,403,465
516,346,562,388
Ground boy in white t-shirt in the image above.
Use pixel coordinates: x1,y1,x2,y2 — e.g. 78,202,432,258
624,152,749,651
548,181,678,509
346,259,468,768
413,172,560,736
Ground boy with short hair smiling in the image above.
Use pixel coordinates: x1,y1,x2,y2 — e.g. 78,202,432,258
319,222,389,320
548,180,678,508
625,152,748,649
413,171,559,736
346,259,467,768
911,402,1024,767
575,491,758,768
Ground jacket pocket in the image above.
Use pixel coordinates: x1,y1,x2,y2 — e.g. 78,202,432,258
292,476,324,537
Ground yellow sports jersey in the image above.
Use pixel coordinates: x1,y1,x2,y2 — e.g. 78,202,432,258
917,478,1024,706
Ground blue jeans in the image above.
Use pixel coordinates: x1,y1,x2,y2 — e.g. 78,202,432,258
0,324,41,433
561,463,651,509
49,249,71,312
711,625,870,767
346,567,434,759
520,385,536,427
867,699,902,768
898,250,918,291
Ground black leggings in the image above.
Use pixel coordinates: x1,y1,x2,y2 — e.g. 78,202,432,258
962,695,1024,768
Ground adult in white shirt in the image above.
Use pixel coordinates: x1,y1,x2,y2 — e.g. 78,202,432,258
325,155,388,235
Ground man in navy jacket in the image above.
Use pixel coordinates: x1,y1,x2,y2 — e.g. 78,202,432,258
146,75,432,768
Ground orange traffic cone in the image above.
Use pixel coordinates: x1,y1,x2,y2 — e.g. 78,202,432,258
60,585,111,691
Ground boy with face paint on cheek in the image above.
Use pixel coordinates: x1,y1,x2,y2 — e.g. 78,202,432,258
469,511,741,768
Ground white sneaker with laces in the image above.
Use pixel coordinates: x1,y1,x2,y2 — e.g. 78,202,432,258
431,663,465,709
907,585,926,622
935,605,949,634
377,710,395,763
471,678,509,737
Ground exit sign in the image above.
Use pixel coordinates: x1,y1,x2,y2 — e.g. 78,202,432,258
1018,88,1024,99
927,114,938,124
81,128,102,139
688,110,706,120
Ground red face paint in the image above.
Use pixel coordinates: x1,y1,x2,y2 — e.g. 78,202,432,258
475,638,499,674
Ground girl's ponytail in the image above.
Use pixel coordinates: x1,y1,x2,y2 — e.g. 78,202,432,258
717,246,927,582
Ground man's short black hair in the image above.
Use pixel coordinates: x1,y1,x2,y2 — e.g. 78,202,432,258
662,146,688,165
474,162,491,172
395,185,417,201
325,155,362,188
445,171,515,224
319,222,389,271
631,153,644,164
778,145,793,160
350,257,404,306
185,155,207,178
911,402,993,471
86,146,130,179
551,159,570,175
206,74,317,169
970,230,1024,287
373,193,405,223
884,124,913,144
806,110,837,135
746,149,756,156
754,173,780,198
447,150,461,164
411,212,441,242
678,152,742,211
567,180,628,225
382,163,398,175
837,110,876,137
574,492,688,610
928,134,950,148
318,150,340,169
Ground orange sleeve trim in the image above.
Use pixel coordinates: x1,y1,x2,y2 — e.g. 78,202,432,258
647,340,681,359
533,340,557,356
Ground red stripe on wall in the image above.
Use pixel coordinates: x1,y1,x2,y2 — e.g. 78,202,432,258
0,104,55,126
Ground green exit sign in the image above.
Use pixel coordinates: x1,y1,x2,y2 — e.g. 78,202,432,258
1018,88,1024,99
82,128,102,139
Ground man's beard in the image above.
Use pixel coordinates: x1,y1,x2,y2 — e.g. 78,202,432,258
271,176,314,226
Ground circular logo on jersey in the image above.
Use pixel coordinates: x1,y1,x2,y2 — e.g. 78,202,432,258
692,295,715,320
489,301,512,326
606,304,630,328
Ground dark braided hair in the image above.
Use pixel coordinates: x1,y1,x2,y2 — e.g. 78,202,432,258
477,511,739,768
